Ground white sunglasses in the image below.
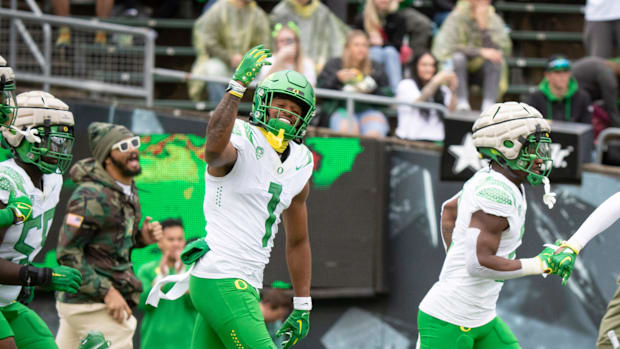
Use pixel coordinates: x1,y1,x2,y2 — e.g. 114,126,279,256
111,136,140,152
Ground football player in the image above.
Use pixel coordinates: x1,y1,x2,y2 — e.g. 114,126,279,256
0,89,82,349
417,102,574,349
148,44,315,349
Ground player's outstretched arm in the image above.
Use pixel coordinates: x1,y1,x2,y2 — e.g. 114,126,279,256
465,210,549,280
441,192,460,252
278,181,311,349
205,45,271,173
560,191,620,254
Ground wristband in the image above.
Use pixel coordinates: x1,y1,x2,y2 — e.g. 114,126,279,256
563,238,583,254
226,80,247,98
18,265,52,287
293,296,312,311
520,257,546,275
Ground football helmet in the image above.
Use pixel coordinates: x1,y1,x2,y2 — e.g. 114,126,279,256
78,331,110,349
1,91,75,174
472,102,553,186
251,70,315,141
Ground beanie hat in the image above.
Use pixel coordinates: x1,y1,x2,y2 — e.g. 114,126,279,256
88,122,135,164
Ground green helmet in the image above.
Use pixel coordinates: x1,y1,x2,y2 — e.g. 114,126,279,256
251,70,316,141
78,331,110,349
0,56,17,127
472,102,553,186
1,91,75,174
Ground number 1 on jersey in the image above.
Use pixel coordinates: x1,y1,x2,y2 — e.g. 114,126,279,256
263,182,282,247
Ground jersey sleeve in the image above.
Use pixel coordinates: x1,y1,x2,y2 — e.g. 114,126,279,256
229,119,259,165
0,167,27,205
472,178,517,218
0,176,16,205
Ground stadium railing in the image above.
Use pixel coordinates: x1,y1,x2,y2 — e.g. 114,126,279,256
0,8,157,105
153,67,449,119
596,128,620,164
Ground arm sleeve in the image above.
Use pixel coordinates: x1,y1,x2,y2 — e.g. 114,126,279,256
567,192,620,250
56,187,112,301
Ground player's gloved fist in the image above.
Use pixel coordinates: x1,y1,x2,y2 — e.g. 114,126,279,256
276,309,310,349
8,194,33,223
232,44,272,86
49,266,82,293
534,245,556,274
180,239,210,265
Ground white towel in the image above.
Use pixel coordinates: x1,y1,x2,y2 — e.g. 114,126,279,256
146,265,194,307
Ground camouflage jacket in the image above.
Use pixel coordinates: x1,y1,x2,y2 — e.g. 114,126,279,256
56,158,145,306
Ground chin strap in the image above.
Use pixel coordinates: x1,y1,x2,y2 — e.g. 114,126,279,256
258,128,288,153
542,177,557,209
10,125,41,144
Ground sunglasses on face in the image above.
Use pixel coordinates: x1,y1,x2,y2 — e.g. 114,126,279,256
111,136,140,152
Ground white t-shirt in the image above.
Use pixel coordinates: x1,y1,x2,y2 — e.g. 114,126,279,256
419,168,527,327
585,0,620,21
192,119,314,289
0,159,63,306
395,79,451,141
257,56,317,87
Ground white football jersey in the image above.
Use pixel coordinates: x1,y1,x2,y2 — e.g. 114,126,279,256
419,168,527,327
0,158,63,306
192,120,314,289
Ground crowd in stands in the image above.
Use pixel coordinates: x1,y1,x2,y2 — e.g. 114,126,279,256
52,0,620,145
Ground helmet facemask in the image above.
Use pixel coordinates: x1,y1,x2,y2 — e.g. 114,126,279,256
13,123,74,174
258,91,312,140
510,132,553,186
251,70,316,142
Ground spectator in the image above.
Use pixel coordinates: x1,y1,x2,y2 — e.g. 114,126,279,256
317,30,392,137
137,219,195,349
432,0,512,112
189,0,270,102
270,0,350,73
52,0,113,45
355,0,405,92
584,0,620,58
572,56,620,129
396,51,457,141
261,287,293,349
55,122,163,349
257,21,317,86
525,55,592,124
396,0,434,57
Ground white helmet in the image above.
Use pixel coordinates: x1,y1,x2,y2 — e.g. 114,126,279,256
2,91,75,174
472,102,552,186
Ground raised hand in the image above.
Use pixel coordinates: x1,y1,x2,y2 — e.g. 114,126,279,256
232,44,272,86
276,309,310,349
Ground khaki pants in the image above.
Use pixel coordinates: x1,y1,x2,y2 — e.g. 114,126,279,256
55,301,136,349
598,277,620,349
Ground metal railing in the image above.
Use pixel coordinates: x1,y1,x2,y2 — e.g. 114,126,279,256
595,127,620,164
0,9,156,106
153,68,450,118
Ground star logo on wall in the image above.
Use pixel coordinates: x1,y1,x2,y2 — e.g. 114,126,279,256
448,133,488,174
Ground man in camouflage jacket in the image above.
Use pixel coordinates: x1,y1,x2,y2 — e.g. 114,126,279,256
55,122,162,349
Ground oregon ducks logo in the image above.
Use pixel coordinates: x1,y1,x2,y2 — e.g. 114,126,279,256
234,279,248,290
460,326,471,332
